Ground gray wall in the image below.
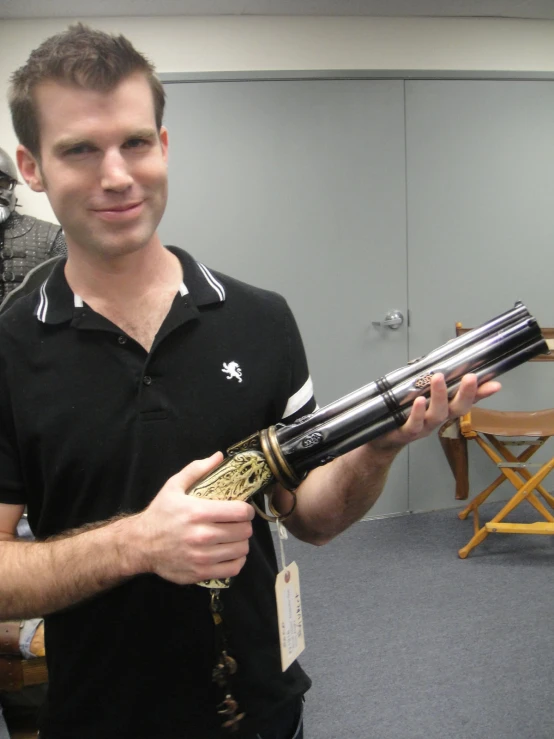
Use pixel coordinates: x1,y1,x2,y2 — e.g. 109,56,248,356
406,79,554,512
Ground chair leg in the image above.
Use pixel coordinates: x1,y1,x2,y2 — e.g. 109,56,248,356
458,485,532,558
487,435,554,505
538,488,554,509
458,456,554,558
457,475,505,521
525,492,554,522
458,525,489,558
458,435,542,549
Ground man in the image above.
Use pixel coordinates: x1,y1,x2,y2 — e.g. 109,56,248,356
0,24,499,739
0,145,66,305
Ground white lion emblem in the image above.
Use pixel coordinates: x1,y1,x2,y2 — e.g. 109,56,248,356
222,361,243,383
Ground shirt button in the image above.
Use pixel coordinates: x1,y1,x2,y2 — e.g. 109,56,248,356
143,375,152,386
118,336,127,345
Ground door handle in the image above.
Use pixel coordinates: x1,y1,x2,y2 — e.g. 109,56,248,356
372,310,404,330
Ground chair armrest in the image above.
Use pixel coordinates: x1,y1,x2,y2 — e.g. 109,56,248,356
459,411,477,439
29,623,45,658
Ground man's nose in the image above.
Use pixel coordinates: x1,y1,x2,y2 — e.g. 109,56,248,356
100,150,133,192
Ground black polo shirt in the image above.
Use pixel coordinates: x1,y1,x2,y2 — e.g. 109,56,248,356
0,247,315,738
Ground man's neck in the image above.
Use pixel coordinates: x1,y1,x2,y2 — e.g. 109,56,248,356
64,239,184,352
64,239,182,307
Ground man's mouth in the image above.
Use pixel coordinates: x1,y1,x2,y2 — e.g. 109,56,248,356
95,201,143,213
92,201,144,220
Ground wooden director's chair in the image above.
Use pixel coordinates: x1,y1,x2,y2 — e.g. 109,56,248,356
439,324,554,559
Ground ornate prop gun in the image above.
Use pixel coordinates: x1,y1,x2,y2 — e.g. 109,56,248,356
195,301,547,731
189,301,546,587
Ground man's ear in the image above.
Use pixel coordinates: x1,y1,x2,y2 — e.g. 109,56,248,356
16,146,45,193
160,126,168,163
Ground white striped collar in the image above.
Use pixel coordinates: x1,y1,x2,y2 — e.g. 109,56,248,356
36,278,51,323
166,246,226,307
34,247,226,324
196,262,225,302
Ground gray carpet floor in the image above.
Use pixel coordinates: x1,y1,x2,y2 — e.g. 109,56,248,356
279,501,554,739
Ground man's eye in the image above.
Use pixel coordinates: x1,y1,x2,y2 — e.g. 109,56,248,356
125,139,148,149
65,145,93,156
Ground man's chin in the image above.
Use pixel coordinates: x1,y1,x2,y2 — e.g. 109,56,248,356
69,228,158,259
95,241,152,260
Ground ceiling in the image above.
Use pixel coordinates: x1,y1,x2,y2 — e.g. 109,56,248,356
3,0,554,21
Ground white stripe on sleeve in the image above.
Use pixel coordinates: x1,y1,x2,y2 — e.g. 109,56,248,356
282,376,314,419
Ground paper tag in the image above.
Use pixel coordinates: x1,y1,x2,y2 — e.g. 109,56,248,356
275,561,305,671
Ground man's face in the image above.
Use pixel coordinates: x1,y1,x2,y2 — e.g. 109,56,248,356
17,73,168,260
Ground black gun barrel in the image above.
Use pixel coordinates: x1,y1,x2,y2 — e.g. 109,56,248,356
293,335,547,473
278,301,530,444
278,316,544,468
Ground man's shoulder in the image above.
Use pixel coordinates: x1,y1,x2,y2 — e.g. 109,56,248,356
168,246,292,317
214,268,288,310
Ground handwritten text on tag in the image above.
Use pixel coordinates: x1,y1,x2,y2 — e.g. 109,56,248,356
275,561,305,672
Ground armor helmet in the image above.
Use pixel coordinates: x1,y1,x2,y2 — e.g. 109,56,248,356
0,147,19,224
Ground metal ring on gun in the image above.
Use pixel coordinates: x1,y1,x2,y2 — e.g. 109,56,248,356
249,493,297,523
258,427,301,522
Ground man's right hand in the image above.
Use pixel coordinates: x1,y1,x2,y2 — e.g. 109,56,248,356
0,453,255,621
132,453,255,585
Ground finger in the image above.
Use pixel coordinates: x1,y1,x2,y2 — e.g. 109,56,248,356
474,379,502,402
398,395,428,437
169,453,256,519
445,373,479,417
405,372,464,434
202,556,248,582
424,372,450,424
172,452,225,491
446,375,502,417
194,520,254,546
195,540,251,566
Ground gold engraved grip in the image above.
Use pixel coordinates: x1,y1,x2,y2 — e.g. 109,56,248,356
186,429,301,588
187,449,275,589
187,450,274,503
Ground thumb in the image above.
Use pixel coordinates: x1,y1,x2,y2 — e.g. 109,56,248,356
172,452,225,493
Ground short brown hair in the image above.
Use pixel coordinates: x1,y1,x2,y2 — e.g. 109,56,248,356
8,23,166,158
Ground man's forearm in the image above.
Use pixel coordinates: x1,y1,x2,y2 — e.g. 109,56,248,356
0,516,142,620
279,444,399,546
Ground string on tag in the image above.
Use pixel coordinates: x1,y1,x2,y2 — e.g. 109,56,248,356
276,519,288,571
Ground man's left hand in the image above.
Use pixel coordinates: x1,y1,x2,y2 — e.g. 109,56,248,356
370,372,501,453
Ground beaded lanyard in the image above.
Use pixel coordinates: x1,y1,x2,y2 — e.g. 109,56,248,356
209,588,245,732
